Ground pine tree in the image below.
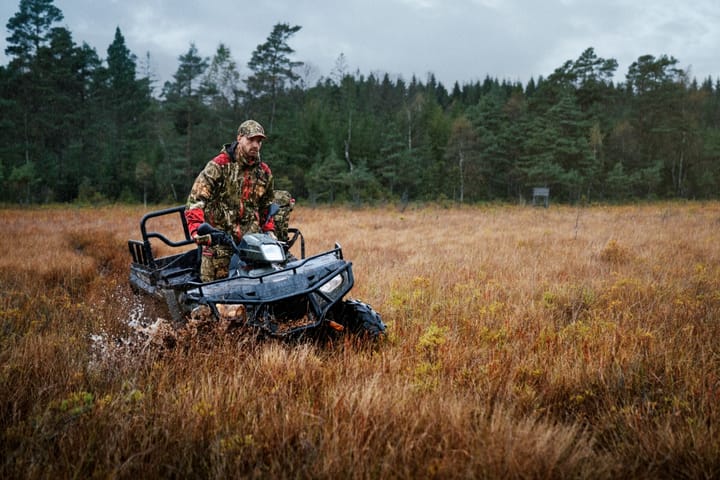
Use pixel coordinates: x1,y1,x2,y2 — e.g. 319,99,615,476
161,43,209,199
202,43,241,111
37,26,99,201
99,27,152,200
626,54,690,197
246,23,303,132
5,0,63,69
4,0,64,201
444,115,482,202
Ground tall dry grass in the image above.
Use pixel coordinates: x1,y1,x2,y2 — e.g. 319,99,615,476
1,202,719,478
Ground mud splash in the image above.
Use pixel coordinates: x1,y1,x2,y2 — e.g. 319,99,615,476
88,289,179,369
88,288,240,369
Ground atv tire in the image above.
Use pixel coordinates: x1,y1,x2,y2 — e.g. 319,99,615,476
339,299,386,339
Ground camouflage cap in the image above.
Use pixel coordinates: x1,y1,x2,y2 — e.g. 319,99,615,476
237,120,266,139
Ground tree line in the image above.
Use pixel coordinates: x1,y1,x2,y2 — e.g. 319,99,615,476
2,0,719,205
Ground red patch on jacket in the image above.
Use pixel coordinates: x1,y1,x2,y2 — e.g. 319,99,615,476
212,152,231,166
185,208,206,236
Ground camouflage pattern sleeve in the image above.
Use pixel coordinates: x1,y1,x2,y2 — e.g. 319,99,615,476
185,160,223,235
259,163,275,232
272,190,295,242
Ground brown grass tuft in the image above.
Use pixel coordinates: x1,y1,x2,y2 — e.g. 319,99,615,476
599,239,632,265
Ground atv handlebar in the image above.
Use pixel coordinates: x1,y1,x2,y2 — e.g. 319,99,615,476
197,203,281,248
197,223,234,248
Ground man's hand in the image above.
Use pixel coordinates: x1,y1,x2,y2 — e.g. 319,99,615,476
193,233,212,246
266,230,277,240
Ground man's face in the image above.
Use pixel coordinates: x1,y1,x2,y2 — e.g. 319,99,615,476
237,134,264,160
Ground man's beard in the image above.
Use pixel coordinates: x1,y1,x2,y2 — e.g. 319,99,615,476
235,146,258,163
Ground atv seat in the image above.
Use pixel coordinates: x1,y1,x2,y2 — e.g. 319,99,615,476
154,250,201,287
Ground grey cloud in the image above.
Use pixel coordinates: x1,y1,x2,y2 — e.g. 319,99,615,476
1,0,717,88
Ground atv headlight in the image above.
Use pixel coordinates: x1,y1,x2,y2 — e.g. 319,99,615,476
319,273,344,295
260,244,285,262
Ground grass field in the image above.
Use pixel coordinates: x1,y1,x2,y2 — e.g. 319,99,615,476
1,202,719,478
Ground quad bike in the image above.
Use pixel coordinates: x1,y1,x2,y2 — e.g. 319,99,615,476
127,205,385,340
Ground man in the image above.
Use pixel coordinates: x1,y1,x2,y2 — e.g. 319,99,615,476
185,120,276,282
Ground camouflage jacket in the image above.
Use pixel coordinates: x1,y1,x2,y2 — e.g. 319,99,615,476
185,142,275,243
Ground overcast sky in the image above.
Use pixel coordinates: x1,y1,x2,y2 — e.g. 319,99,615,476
2,0,718,90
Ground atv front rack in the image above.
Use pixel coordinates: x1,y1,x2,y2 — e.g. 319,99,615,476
184,245,353,335
186,245,351,306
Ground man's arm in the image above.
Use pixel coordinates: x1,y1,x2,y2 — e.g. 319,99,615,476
185,161,221,236
259,163,275,232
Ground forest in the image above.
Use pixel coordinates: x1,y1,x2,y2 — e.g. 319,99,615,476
2,0,720,205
